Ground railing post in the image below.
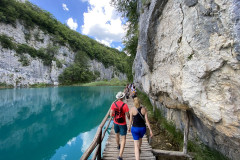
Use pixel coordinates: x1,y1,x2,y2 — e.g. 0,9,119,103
183,111,190,154
97,131,102,160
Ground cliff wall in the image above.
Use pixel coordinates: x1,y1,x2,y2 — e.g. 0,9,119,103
0,21,126,87
134,0,240,159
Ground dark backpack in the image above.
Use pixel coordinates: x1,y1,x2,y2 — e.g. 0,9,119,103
114,102,125,123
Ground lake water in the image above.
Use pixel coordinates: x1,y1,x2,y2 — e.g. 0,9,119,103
0,86,124,160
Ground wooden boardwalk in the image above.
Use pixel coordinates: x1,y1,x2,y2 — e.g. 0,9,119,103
102,99,156,160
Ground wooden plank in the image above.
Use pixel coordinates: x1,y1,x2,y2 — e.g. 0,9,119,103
104,148,152,152
103,152,154,157
102,156,156,160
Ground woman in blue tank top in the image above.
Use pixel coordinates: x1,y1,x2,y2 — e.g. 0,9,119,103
128,97,153,160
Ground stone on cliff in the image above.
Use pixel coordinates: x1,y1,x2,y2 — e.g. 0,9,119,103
0,20,127,87
134,0,240,159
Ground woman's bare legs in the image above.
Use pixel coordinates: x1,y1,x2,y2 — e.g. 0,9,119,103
139,138,142,153
134,140,140,160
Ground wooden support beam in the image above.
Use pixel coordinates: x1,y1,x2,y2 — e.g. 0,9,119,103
183,111,190,154
97,131,102,160
152,149,192,159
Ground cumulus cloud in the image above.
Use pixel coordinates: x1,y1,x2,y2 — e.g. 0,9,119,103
96,39,111,47
67,18,78,31
116,46,122,51
62,3,69,11
81,0,125,47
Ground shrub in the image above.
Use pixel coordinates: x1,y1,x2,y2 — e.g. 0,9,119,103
58,64,95,85
19,55,30,66
0,34,16,50
56,59,62,68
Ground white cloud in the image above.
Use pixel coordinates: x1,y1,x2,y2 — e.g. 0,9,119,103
96,39,111,47
62,3,69,11
67,137,76,146
81,0,125,46
116,46,122,51
66,18,78,31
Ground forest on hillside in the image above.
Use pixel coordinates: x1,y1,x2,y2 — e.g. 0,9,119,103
0,0,132,84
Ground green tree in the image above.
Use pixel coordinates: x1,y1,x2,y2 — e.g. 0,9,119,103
111,0,139,81
58,64,95,85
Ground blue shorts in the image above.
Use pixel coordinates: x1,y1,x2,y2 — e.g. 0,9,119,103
131,126,146,140
114,123,127,136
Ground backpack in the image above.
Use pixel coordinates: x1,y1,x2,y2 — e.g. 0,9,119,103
114,102,125,123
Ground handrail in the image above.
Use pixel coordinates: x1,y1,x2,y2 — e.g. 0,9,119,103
92,116,113,159
80,107,112,160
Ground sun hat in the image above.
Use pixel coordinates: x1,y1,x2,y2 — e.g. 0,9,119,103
116,91,125,99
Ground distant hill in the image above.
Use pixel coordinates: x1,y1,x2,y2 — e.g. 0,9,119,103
0,0,130,86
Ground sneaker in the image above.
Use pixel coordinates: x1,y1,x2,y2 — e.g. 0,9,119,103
117,145,120,150
117,156,123,160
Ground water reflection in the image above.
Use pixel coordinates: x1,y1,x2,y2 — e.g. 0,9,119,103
0,86,123,160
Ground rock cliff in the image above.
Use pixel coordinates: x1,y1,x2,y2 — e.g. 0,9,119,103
134,0,240,159
0,21,126,87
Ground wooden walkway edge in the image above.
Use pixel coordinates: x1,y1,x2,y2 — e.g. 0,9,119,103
102,99,156,160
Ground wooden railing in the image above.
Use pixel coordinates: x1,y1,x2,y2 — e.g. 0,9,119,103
80,108,113,160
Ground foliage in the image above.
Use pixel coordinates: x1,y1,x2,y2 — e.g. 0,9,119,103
80,78,127,86
29,83,51,88
137,90,229,160
0,82,14,88
142,0,151,6
0,34,16,50
111,0,139,81
16,42,56,66
74,50,90,67
58,64,96,85
188,141,229,160
0,0,130,75
24,32,31,42
0,34,63,67
93,70,101,78
55,59,62,68
19,55,30,66
137,90,184,147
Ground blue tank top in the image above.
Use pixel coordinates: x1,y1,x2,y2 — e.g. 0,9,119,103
132,107,146,127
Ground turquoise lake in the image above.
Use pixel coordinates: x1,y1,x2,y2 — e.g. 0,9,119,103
0,86,124,160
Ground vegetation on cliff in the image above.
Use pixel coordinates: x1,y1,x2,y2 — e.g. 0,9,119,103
0,0,131,84
111,0,139,81
138,91,229,160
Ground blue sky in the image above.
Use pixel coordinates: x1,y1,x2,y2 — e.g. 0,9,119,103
28,0,125,51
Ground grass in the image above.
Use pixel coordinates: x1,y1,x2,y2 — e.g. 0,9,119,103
137,90,184,147
137,90,229,160
78,78,128,86
29,83,51,88
0,82,14,89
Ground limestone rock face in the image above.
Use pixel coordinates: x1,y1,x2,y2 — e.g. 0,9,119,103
0,21,126,87
134,0,240,159
89,59,127,81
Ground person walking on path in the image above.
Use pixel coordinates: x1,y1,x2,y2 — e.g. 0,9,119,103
124,84,130,100
128,97,153,160
130,86,137,99
110,91,130,160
